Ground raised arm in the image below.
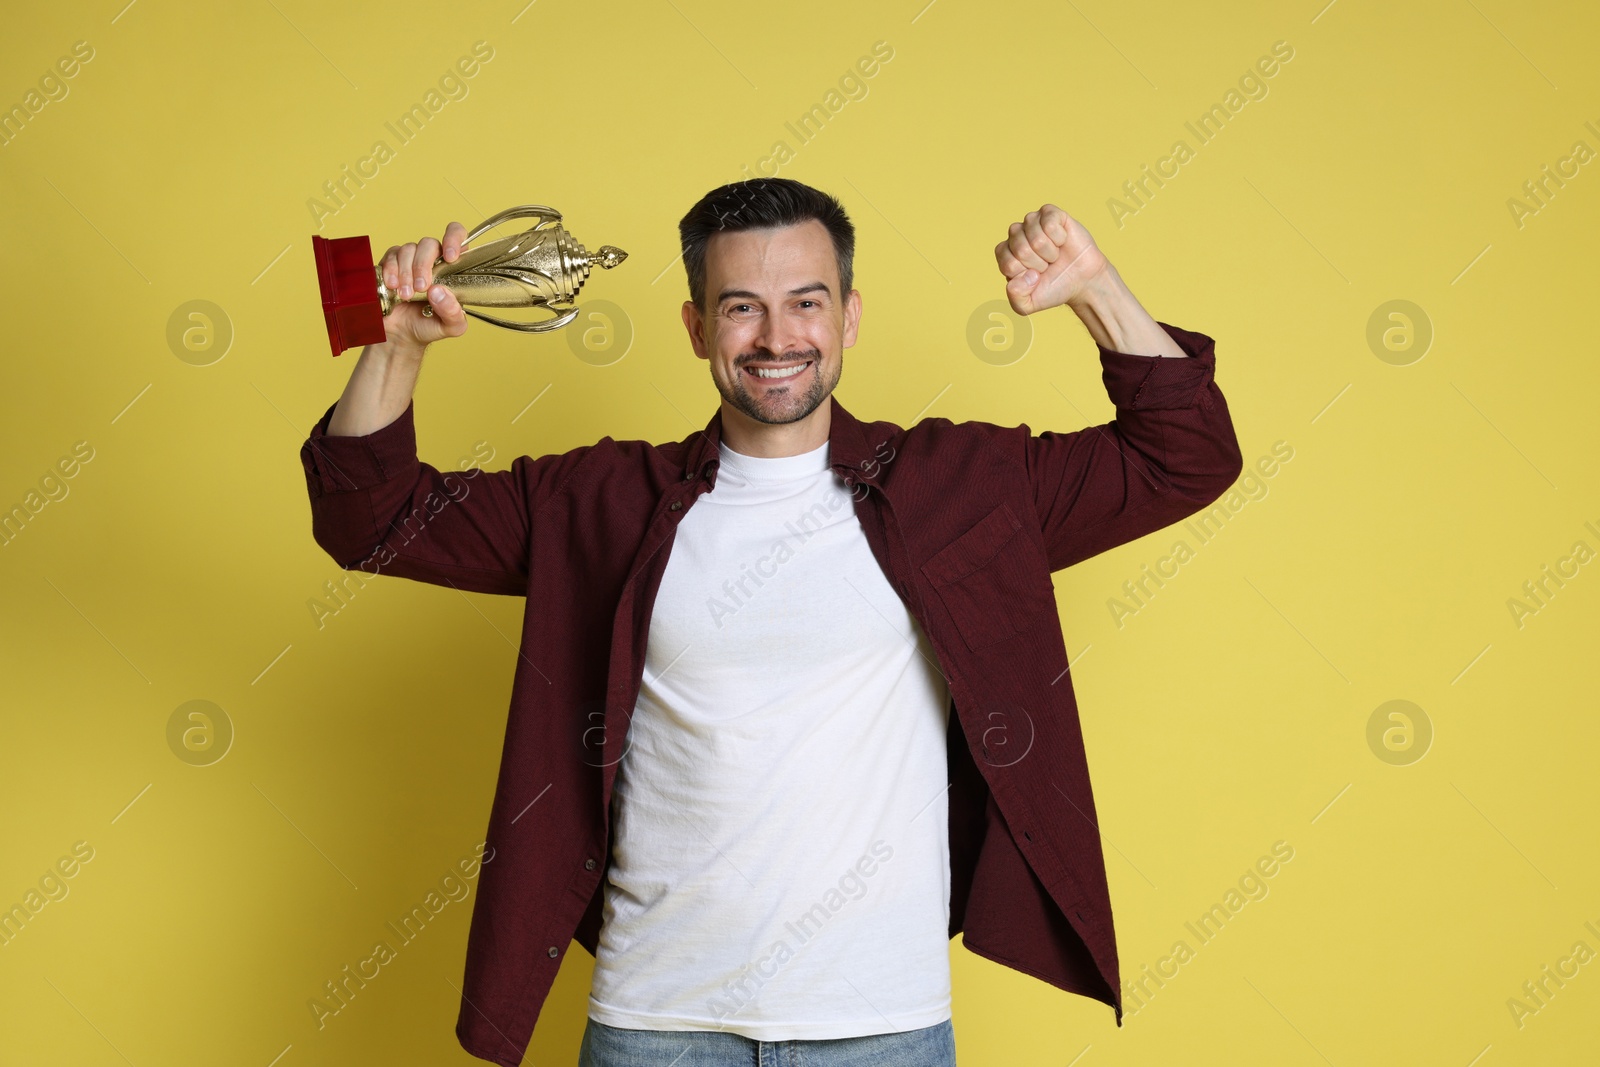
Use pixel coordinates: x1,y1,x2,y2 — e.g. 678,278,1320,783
300,222,586,596
995,205,1244,571
326,221,470,437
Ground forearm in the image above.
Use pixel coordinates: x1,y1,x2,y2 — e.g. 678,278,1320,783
1064,262,1187,358
327,339,426,437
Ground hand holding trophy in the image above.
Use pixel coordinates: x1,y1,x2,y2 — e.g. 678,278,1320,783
367,220,476,353
312,205,627,356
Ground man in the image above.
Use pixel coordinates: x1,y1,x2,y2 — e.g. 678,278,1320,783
300,178,1242,1066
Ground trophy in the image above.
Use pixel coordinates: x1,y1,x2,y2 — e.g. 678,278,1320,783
311,205,627,356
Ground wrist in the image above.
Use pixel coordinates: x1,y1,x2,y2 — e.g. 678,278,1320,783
1064,263,1128,348
364,336,427,365
1063,262,1184,357
327,338,425,437
1066,259,1116,303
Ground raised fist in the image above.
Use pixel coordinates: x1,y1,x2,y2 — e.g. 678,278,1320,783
994,204,1108,316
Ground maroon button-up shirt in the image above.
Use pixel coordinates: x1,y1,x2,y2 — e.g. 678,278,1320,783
299,320,1242,1066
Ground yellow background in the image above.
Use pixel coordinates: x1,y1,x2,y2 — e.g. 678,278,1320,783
2,0,1597,1064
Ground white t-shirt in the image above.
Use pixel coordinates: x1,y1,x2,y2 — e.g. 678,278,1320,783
587,436,953,1039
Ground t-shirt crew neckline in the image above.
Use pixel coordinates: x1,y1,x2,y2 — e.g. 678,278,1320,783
715,438,831,484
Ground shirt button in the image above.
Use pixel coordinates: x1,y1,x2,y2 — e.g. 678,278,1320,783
584,858,597,870
547,946,559,958
668,500,682,511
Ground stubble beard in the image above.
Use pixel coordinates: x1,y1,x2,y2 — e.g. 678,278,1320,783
720,349,840,426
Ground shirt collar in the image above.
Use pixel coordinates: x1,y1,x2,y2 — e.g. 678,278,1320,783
682,395,880,489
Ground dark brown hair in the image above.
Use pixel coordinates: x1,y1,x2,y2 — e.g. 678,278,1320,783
678,178,855,311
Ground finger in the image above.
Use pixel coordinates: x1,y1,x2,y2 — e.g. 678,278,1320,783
415,237,441,291
1039,203,1072,245
1022,211,1059,263
379,245,401,292
1006,267,1038,295
995,243,1026,279
1006,268,1038,316
396,243,418,299
1007,222,1050,272
429,284,468,336
442,221,467,262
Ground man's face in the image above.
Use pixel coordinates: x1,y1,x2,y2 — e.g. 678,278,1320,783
682,219,861,428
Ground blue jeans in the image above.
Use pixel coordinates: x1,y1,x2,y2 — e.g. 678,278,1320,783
577,1017,957,1066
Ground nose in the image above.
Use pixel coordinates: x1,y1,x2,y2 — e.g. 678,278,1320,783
753,310,804,361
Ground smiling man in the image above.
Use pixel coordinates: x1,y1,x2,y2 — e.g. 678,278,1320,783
690,218,848,434
300,177,1243,1067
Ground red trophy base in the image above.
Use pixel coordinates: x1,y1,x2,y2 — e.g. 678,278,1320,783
312,234,386,357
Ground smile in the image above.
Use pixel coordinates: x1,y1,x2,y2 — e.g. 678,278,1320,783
743,361,812,381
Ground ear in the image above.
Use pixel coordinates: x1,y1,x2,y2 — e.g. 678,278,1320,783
841,289,862,349
681,300,709,361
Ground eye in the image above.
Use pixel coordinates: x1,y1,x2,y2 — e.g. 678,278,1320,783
729,303,754,314
798,300,818,308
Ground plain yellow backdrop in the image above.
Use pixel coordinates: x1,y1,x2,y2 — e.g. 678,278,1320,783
2,1,1597,1064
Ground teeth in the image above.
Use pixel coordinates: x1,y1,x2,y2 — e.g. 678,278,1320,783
752,363,807,379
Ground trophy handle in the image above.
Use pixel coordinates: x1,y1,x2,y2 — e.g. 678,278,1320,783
461,304,582,333
461,204,564,247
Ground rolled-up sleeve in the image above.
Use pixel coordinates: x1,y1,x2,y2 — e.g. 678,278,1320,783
1019,321,1245,572
299,400,588,596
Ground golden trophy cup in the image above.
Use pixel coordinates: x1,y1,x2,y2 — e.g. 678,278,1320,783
312,205,627,356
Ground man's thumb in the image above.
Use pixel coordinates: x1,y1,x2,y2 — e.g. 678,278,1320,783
1006,268,1038,311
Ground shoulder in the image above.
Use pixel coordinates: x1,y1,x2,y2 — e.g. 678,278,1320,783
535,426,707,490
854,414,1033,496
900,415,1032,465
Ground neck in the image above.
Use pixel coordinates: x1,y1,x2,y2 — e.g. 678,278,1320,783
718,397,832,457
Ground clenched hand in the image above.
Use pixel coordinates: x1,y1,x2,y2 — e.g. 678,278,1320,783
994,204,1108,316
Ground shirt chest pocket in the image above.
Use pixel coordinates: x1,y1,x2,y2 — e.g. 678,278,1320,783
920,502,1056,652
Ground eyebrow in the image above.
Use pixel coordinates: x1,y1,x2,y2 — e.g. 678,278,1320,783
716,281,832,305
